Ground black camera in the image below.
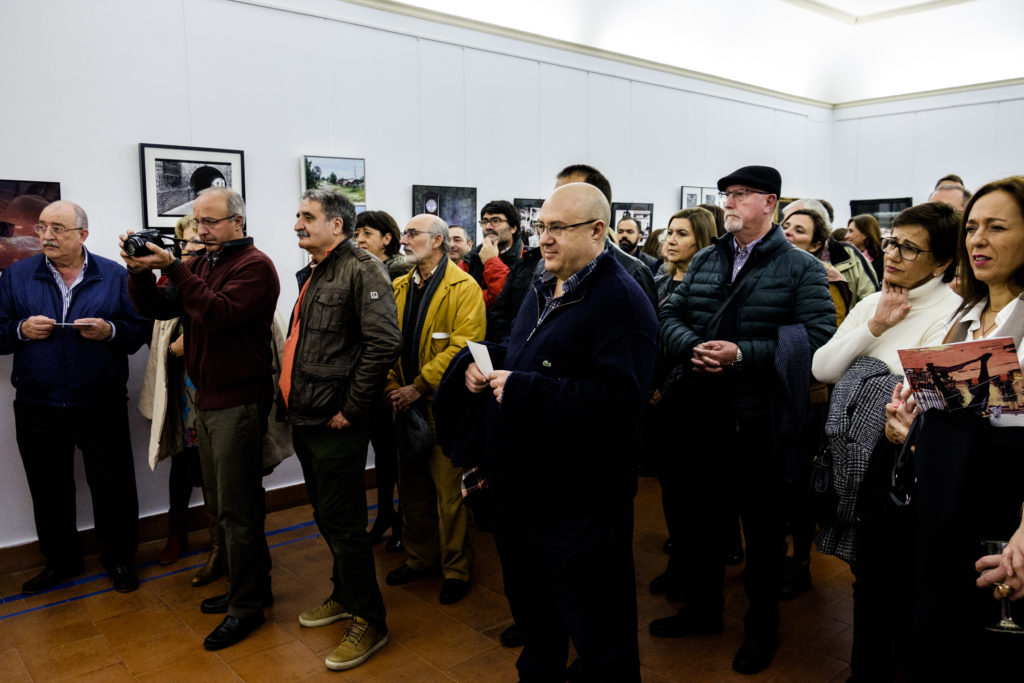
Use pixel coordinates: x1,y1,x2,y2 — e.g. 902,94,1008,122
124,230,175,258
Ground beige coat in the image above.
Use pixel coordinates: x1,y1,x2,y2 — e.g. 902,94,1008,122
139,311,293,472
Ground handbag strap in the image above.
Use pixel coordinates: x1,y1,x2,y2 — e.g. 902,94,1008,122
705,241,786,338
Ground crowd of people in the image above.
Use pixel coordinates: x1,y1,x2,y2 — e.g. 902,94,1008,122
1,163,1022,681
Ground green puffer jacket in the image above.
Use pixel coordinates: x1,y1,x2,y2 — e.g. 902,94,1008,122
659,224,837,420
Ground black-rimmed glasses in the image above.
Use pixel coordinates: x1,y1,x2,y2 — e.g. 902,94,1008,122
882,237,931,262
718,189,770,202
532,219,598,238
188,214,238,229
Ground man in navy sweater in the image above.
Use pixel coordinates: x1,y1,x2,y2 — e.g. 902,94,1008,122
464,182,657,682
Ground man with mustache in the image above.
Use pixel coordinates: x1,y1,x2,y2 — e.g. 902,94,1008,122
463,200,523,308
615,214,659,276
654,165,836,675
122,187,280,651
283,189,400,670
0,200,149,595
447,225,473,267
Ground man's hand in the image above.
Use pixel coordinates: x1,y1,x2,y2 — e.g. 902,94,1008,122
479,235,499,263
868,280,912,337
649,388,663,406
169,334,185,358
487,370,512,403
73,318,112,341
465,362,489,394
20,315,56,340
326,411,351,430
388,384,422,412
691,340,739,375
119,230,176,272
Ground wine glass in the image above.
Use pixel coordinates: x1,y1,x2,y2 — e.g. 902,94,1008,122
980,540,1024,634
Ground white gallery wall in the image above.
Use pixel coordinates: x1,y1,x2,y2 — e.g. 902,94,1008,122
0,0,1020,552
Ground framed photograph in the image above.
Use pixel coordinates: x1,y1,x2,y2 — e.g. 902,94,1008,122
412,185,477,240
302,155,365,209
514,198,544,247
139,143,245,231
773,197,799,224
681,186,701,209
0,178,61,270
850,197,913,231
611,202,654,240
701,187,721,207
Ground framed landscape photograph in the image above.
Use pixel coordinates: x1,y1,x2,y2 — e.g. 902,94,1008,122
139,143,245,231
514,198,544,247
0,178,61,270
412,185,477,240
611,202,654,239
681,186,701,209
303,155,365,209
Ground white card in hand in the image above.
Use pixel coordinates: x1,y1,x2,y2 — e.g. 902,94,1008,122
467,341,494,376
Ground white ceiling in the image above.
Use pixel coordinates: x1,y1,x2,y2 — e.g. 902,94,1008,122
383,0,1024,104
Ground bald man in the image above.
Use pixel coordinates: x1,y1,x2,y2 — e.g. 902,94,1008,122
462,182,658,681
0,200,150,594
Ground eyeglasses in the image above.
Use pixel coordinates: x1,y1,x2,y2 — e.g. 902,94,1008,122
533,219,598,238
188,214,238,229
882,238,932,262
718,189,770,202
401,228,425,239
479,217,507,227
34,223,84,235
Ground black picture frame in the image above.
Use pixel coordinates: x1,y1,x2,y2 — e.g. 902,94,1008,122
412,185,477,240
849,197,913,230
139,143,245,231
611,202,655,240
514,198,544,247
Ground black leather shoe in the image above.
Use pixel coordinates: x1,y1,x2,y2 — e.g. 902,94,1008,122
499,623,525,648
439,578,470,605
21,565,83,595
110,565,139,593
649,610,724,638
201,591,274,614
385,563,435,586
732,634,779,674
203,614,265,651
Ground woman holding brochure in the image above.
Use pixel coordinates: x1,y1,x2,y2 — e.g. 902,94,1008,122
880,177,1024,682
810,201,961,682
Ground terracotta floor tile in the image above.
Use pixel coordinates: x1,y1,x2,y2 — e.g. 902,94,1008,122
227,639,324,681
19,633,120,681
4,601,100,655
307,641,453,682
445,645,519,682
106,616,203,675
80,583,163,622
72,662,138,682
212,617,298,663
136,650,238,683
0,646,29,681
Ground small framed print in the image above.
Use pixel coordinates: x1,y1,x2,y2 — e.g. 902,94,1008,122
139,143,245,230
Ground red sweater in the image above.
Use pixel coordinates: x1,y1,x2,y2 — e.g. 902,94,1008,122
128,239,280,410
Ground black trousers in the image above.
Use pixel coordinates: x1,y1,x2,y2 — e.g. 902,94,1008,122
676,411,786,636
294,422,387,632
14,401,139,572
494,499,640,683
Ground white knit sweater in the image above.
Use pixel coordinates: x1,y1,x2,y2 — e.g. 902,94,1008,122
812,276,962,384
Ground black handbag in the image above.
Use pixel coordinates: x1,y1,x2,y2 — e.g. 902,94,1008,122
395,400,433,462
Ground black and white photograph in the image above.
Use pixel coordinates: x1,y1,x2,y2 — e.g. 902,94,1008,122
850,197,914,230
611,202,654,238
412,185,477,239
514,197,544,247
0,178,61,270
681,186,701,209
302,155,365,208
702,187,720,207
139,143,245,230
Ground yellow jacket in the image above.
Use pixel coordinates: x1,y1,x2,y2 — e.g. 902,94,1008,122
386,258,486,397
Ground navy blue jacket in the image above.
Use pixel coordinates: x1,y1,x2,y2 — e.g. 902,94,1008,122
483,249,657,519
0,250,150,407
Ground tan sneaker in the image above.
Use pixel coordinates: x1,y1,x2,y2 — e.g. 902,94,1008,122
325,616,389,670
299,597,352,627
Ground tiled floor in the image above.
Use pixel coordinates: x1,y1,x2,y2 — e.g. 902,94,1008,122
0,477,853,681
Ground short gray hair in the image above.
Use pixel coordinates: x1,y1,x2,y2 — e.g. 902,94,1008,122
302,189,356,237
48,200,88,230
783,198,830,229
931,183,973,205
428,215,450,255
198,187,246,219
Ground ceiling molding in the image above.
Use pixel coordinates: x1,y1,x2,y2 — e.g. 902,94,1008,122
834,76,1024,109
782,0,979,25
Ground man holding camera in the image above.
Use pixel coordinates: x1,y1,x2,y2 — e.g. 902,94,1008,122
0,200,149,595
122,187,280,651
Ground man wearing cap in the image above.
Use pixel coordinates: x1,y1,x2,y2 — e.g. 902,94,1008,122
652,166,836,675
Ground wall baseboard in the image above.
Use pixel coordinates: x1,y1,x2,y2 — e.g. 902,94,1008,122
0,469,378,576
